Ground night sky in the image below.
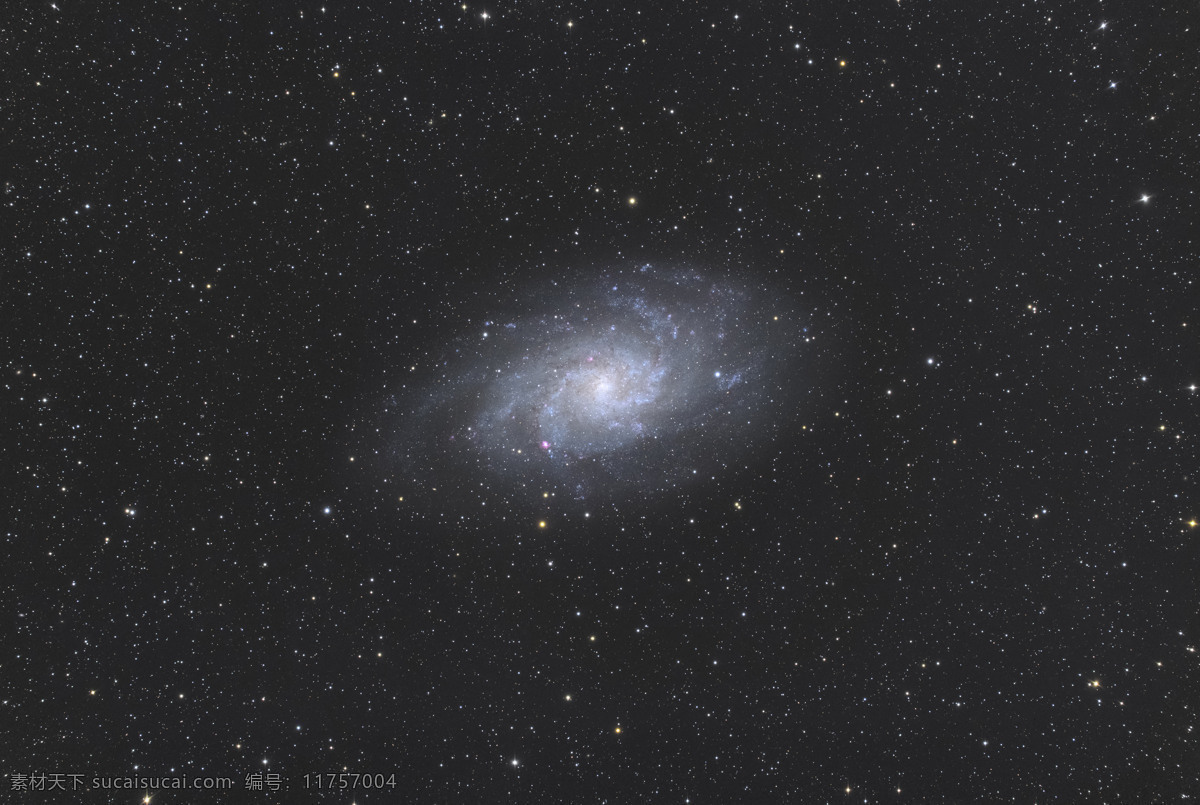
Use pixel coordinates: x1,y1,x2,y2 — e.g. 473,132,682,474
7,1,1200,802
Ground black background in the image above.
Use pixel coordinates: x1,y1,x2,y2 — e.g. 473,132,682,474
6,0,1199,802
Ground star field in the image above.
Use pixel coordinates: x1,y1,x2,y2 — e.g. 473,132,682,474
5,1,1199,802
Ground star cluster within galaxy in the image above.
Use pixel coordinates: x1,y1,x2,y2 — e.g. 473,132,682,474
395,267,799,498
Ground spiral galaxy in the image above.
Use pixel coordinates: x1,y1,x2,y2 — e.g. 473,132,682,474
390,265,800,500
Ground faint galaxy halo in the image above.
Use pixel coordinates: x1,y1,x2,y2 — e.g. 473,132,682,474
385,263,808,502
